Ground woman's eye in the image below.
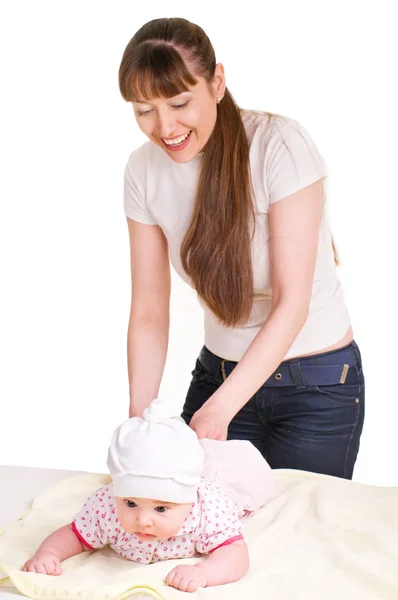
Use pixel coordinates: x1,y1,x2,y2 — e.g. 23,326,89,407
155,506,167,513
136,102,189,117
125,500,137,508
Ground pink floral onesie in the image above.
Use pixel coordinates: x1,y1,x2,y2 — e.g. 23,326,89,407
72,478,243,565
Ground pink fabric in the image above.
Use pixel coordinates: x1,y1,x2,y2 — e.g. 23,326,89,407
72,479,243,564
71,520,94,549
209,534,244,553
200,439,275,519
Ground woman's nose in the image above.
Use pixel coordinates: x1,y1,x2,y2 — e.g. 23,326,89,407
154,110,178,139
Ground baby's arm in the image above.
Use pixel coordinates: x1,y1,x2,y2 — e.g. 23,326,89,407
23,523,88,575
195,538,249,585
166,539,249,592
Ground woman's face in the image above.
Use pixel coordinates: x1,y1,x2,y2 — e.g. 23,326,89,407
131,64,225,164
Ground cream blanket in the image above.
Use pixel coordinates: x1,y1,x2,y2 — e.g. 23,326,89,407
1,470,397,599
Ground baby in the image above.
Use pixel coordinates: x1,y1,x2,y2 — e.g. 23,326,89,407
23,400,272,592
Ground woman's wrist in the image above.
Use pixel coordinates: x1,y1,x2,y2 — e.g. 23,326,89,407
198,391,237,424
129,400,150,418
129,390,159,418
204,375,247,421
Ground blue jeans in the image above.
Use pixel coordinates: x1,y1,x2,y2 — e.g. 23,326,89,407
181,341,365,479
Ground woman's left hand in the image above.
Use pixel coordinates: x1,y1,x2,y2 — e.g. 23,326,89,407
189,407,230,440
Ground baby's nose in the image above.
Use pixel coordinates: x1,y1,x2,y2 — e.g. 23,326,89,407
137,511,153,527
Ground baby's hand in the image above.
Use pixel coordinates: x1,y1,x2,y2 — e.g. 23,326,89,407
166,564,207,593
23,551,62,576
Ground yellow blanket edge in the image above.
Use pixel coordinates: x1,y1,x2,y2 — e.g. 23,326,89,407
0,565,166,600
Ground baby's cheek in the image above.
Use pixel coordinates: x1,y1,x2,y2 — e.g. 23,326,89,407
117,512,134,533
164,514,186,536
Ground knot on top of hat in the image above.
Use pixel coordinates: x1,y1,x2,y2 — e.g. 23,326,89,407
143,397,172,423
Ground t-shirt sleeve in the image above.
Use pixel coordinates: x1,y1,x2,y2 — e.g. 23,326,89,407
195,483,244,555
124,149,157,225
72,487,114,550
265,117,328,205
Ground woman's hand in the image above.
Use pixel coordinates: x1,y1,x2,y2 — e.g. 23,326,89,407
189,406,230,440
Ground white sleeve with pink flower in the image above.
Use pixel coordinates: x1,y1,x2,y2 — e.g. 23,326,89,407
194,479,244,555
72,485,119,549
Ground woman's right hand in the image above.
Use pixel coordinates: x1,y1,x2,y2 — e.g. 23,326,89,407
22,551,62,575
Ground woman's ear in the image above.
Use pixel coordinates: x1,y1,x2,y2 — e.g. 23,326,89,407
212,63,226,99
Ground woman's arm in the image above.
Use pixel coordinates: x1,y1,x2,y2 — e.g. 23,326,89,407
127,218,171,417
190,180,324,438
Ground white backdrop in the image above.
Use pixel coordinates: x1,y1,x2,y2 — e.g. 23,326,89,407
0,0,397,486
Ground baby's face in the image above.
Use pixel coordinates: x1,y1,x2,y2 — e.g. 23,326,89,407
114,496,192,540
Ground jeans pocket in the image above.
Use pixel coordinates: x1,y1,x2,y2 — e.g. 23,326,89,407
307,366,363,406
191,358,222,385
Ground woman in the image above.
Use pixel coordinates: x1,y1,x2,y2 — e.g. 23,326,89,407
119,17,365,479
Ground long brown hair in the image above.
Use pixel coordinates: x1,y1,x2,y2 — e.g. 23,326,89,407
119,17,255,327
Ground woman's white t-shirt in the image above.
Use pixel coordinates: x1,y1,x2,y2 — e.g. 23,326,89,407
124,110,351,361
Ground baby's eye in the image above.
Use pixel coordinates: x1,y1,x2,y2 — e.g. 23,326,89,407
125,500,137,508
155,506,168,513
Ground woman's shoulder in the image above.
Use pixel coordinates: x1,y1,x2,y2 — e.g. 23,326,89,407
242,108,326,178
241,108,306,144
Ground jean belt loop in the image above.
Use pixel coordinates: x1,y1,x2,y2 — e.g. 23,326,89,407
220,359,227,382
288,359,306,389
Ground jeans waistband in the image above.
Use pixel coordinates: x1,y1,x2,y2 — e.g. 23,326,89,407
198,341,362,388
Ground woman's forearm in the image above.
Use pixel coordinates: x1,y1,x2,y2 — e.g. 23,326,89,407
207,300,308,420
128,314,169,417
